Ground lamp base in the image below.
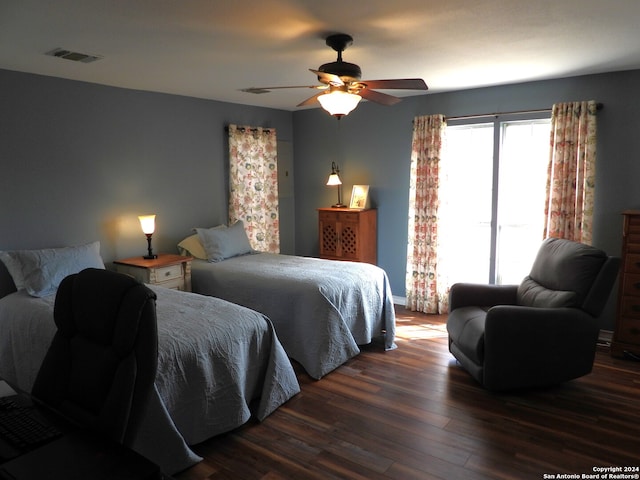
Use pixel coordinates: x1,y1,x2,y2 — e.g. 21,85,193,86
143,234,157,259
331,203,346,208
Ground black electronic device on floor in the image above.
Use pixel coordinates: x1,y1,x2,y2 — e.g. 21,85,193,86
0,380,163,480
0,382,64,462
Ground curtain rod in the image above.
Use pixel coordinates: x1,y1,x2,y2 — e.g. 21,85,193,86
445,102,603,122
224,126,273,133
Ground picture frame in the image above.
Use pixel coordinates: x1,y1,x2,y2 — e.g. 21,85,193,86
349,185,370,209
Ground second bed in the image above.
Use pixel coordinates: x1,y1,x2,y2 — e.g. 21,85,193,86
190,252,397,379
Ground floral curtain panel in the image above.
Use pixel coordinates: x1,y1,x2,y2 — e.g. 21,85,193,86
544,101,598,244
227,125,280,253
406,114,447,314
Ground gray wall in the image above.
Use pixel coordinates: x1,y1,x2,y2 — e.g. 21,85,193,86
0,69,294,262
292,70,640,329
3,67,639,329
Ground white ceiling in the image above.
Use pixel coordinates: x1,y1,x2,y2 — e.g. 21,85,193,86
2,0,640,111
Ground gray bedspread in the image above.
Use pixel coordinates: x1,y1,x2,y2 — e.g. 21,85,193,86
0,285,300,474
191,253,396,379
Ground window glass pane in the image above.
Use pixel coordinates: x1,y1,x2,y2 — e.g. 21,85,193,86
440,124,494,284
496,119,550,284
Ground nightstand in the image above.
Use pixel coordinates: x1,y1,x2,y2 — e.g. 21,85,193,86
318,208,377,264
113,254,192,292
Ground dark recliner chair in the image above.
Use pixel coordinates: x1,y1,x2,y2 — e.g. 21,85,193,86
446,238,620,391
31,268,158,447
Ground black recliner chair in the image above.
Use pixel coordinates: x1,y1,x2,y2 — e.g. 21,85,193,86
446,237,620,391
31,268,158,447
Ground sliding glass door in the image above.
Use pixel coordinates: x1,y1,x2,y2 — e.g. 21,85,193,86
440,115,550,285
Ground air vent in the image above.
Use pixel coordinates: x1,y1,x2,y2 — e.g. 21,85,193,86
45,48,102,64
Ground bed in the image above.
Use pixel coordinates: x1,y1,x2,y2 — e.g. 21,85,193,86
182,226,396,380
0,243,300,475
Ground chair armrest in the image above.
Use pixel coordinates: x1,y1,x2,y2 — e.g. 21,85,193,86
449,283,518,312
484,305,599,357
482,305,600,390
485,305,596,332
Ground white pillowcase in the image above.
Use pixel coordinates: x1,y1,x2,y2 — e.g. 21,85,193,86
195,220,254,263
0,241,105,297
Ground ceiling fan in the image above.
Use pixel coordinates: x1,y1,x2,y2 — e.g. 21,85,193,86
241,33,428,118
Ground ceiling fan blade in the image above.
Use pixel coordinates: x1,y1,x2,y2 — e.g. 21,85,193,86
359,88,402,106
296,92,324,107
361,78,428,90
310,69,344,87
241,85,326,94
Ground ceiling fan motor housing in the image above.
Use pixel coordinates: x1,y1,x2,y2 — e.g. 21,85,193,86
317,61,362,83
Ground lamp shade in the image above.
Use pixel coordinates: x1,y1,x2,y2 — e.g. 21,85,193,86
318,91,362,117
138,215,156,235
326,173,342,186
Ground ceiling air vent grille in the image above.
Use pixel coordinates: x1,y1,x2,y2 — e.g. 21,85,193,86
45,48,102,64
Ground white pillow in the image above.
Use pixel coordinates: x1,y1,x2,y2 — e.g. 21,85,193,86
195,220,253,263
0,241,105,297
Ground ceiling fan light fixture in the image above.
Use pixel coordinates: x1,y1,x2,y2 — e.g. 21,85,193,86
317,90,362,118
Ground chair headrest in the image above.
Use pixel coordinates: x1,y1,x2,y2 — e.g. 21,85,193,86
518,238,608,309
530,238,606,291
54,268,157,353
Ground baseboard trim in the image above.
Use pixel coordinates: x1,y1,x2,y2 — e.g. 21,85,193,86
598,329,613,346
393,296,406,306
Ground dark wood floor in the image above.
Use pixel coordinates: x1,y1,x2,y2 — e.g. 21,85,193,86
175,307,640,480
